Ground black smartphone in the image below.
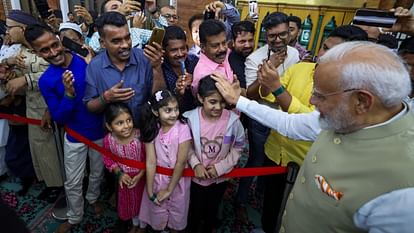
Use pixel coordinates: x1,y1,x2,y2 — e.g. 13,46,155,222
35,0,51,19
353,9,397,28
80,0,85,7
62,37,89,57
204,11,215,20
140,0,146,11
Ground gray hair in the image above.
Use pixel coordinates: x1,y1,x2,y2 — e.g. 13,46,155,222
318,41,411,107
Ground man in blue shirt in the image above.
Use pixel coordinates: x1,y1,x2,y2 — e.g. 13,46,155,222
25,24,104,233
83,11,165,124
161,25,198,113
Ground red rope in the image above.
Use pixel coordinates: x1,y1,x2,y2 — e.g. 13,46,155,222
0,112,287,177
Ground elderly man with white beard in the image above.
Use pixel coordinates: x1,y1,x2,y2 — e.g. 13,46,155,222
212,41,414,232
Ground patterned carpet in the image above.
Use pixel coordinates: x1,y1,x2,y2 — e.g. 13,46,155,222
0,149,265,233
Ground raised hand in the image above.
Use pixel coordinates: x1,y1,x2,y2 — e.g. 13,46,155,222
103,80,135,102
133,11,147,28
62,70,75,96
74,5,93,25
144,42,164,68
211,73,241,105
118,0,141,16
258,59,280,92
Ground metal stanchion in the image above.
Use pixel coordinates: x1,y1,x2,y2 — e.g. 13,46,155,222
51,123,68,220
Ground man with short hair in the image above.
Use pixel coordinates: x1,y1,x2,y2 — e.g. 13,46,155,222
213,41,414,233
84,12,165,124
287,15,310,60
192,19,234,95
228,20,255,90
161,25,198,112
90,0,167,52
67,12,77,24
160,5,178,26
25,23,105,233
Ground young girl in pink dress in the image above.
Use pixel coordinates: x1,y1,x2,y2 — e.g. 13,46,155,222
139,90,192,232
103,103,145,233
183,75,245,233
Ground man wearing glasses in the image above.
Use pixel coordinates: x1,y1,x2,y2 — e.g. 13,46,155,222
160,5,179,26
242,12,299,233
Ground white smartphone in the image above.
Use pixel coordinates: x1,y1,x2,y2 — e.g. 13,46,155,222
248,0,258,19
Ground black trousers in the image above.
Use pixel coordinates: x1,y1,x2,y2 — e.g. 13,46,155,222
261,157,288,233
187,181,227,233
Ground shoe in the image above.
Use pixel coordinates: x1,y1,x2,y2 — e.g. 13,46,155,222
55,221,74,233
51,207,68,221
45,187,63,203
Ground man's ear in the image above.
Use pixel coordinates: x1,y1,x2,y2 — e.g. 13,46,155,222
99,37,105,49
197,93,204,104
354,90,374,114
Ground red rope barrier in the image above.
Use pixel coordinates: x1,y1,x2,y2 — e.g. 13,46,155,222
0,112,287,177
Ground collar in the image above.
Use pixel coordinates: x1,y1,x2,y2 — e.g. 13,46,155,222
102,49,137,69
364,102,408,130
199,49,230,70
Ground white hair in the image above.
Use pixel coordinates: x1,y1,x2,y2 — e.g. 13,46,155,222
318,41,411,107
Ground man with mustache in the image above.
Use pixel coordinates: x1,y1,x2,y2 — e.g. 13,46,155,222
83,11,165,125
161,25,198,112
192,19,234,96
213,41,414,233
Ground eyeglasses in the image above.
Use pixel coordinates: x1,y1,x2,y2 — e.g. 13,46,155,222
311,88,360,101
162,14,179,20
267,31,289,40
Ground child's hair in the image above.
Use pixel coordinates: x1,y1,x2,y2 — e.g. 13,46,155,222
140,90,185,143
104,102,134,130
198,75,220,99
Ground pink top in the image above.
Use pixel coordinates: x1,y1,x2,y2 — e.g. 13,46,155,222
103,129,145,173
139,121,192,231
199,108,230,161
192,49,234,95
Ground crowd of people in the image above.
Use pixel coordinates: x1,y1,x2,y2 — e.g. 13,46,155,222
0,0,413,233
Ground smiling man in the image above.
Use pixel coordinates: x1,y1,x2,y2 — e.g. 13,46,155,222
161,25,198,112
83,11,165,125
25,23,105,233
192,19,234,96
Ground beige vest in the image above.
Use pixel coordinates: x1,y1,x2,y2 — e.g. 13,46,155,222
282,110,414,233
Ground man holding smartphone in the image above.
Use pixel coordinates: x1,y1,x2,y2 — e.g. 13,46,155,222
83,12,165,125
25,23,105,233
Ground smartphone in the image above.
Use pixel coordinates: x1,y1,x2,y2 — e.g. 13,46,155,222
35,0,51,19
148,27,165,46
80,0,85,7
267,48,271,60
204,11,215,20
62,37,89,57
352,9,397,28
248,0,258,19
140,0,146,11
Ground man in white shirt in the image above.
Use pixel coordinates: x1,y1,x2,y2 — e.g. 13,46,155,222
213,41,414,233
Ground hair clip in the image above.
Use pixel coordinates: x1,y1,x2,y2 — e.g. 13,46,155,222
155,90,163,102
147,101,151,106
